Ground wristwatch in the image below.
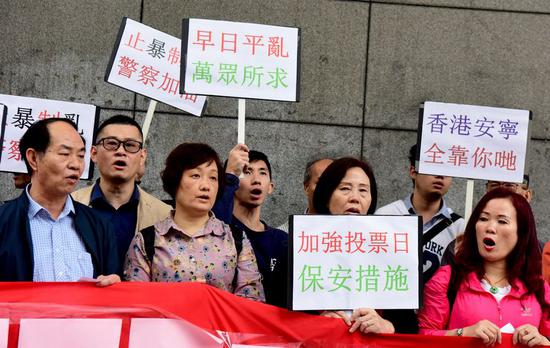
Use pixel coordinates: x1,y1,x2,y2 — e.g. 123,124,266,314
457,328,464,336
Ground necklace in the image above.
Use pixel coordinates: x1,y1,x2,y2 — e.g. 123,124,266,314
483,275,508,294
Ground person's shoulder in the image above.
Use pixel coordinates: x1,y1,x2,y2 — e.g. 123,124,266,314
265,225,289,245
71,185,93,204
137,186,171,210
0,192,26,214
0,196,21,223
374,199,407,215
426,265,452,290
277,221,289,233
73,200,111,227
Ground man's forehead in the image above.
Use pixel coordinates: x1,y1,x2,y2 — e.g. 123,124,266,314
247,160,269,170
98,123,142,139
487,180,521,185
48,122,84,148
311,159,332,174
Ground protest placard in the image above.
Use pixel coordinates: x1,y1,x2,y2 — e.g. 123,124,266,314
290,215,421,311
0,94,97,179
418,101,530,183
106,17,206,116
181,18,300,101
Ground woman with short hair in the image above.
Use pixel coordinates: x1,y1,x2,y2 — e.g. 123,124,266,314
124,143,264,302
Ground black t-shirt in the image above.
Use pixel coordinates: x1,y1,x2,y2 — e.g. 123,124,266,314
232,217,289,308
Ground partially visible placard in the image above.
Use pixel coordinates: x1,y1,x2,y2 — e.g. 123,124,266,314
106,17,206,116
0,319,7,348
418,101,530,183
290,215,421,311
129,319,219,347
182,18,300,101
0,94,97,179
18,319,121,348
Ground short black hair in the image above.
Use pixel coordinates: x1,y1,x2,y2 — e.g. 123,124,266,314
95,115,143,143
313,157,378,215
161,143,225,201
19,118,79,174
249,150,272,179
408,144,417,168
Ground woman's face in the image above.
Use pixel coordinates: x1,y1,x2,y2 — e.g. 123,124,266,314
175,160,219,217
475,197,518,264
328,167,372,215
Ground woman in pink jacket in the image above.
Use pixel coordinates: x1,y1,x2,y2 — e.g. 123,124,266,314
418,188,550,346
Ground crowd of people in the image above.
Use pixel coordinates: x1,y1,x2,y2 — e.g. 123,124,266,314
1,115,550,345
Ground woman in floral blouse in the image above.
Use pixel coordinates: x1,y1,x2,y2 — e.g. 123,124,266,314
124,143,265,302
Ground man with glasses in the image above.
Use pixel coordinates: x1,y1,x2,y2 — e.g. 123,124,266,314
486,176,532,202
72,115,170,272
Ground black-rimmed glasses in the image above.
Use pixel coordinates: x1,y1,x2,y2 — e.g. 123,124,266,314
96,137,143,153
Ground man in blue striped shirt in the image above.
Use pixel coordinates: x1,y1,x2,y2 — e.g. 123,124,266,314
0,118,119,285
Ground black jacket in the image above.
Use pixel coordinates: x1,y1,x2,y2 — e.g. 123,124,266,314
0,191,119,281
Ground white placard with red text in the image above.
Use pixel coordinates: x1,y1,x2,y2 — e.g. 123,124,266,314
291,215,420,311
106,17,206,116
182,18,300,101
0,94,96,179
418,101,530,183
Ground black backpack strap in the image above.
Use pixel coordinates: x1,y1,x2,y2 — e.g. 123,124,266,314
140,225,156,263
229,224,244,255
229,224,245,289
422,213,462,247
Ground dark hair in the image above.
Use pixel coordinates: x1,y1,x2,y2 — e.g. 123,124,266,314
452,188,547,311
313,157,378,215
95,115,143,143
303,158,332,185
161,143,225,202
408,144,417,168
19,118,79,174
249,150,272,179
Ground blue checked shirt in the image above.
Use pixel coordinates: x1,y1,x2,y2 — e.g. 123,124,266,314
26,187,93,281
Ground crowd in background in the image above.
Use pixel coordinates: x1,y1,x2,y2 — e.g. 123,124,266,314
1,115,550,346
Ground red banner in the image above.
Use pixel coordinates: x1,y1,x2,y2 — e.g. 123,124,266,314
0,282,525,347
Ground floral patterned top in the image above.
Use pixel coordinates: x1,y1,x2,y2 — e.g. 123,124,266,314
124,213,265,302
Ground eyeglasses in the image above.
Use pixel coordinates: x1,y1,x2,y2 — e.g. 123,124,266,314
96,137,142,153
486,181,528,192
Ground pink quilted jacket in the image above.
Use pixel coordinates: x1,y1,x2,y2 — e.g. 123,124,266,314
418,265,550,336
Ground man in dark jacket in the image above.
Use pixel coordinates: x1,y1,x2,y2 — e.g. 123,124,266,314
231,150,288,308
0,118,119,285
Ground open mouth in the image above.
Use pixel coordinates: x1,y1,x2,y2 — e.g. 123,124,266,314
344,207,361,215
483,237,496,250
114,160,127,167
66,175,79,183
250,188,262,195
197,195,210,201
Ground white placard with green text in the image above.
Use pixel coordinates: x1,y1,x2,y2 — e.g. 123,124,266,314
290,215,421,311
181,18,300,101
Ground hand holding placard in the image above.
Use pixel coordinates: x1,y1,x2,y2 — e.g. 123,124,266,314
226,143,249,177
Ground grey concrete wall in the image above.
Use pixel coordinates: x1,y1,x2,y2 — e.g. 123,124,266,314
1,1,550,240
